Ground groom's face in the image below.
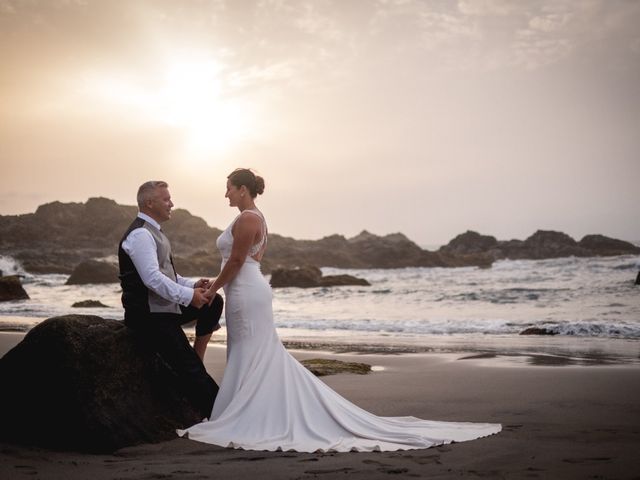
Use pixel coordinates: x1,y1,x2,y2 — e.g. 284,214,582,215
147,186,174,223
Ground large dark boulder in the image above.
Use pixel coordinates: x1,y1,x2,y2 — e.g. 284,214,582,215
0,315,201,452
0,275,29,302
66,260,119,285
270,265,370,288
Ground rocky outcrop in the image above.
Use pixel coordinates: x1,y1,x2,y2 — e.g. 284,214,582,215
264,231,432,271
520,230,586,259
1,199,638,275
0,275,29,302
270,265,370,288
0,197,222,276
578,234,640,256
71,300,109,308
0,315,202,452
172,250,221,278
439,230,639,261
66,260,119,285
440,231,499,255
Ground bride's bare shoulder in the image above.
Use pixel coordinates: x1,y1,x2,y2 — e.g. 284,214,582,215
234,210,262,229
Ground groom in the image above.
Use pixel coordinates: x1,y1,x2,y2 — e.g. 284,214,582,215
118,180,223,418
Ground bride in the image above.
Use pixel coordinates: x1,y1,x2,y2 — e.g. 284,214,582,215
178,168,501,452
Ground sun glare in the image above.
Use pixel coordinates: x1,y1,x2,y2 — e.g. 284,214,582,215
87,55,253,156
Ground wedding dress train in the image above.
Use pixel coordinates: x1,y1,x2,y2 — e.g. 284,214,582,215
179,211,501,452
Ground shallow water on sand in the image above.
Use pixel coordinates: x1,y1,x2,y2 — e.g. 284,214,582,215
1,254,639,361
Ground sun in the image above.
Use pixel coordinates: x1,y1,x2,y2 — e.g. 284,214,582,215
156,59,251,155
87,54,253,156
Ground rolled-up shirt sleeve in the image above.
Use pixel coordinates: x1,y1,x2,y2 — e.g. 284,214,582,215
122,228,194,306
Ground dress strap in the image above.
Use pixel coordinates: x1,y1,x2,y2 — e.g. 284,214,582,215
241,209,268,257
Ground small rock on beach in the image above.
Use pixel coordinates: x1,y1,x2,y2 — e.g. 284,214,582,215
301,358,372,376
71,300,110,308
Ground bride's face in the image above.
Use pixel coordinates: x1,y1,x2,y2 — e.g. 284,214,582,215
225,180,242,207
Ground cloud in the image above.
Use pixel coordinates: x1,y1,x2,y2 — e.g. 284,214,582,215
0,0,15,14
529,12,572,33
457,0,522,17
227,61,299,89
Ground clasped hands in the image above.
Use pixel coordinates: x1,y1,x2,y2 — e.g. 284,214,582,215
190,278,218,308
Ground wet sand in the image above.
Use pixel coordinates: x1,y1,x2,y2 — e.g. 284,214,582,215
1,332,640,479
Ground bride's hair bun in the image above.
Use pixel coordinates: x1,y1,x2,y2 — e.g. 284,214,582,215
254,176,265,196
228,168,265,198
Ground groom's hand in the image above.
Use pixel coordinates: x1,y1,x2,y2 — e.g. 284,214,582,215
190,287,209,309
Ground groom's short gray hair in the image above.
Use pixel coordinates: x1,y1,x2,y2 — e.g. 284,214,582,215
137,181,169,208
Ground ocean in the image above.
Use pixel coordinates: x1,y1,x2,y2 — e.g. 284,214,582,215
1,254,639,361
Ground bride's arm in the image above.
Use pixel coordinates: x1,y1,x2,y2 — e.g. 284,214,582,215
206,213,261,298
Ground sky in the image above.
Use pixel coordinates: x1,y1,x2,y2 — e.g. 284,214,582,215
1,0,639,246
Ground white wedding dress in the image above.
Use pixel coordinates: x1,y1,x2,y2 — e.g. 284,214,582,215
179,209,501,452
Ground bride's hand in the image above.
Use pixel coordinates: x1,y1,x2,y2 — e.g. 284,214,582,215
194,278,211,289
204,284,219,305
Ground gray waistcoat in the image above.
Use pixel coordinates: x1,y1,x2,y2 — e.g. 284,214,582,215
143,223,181,314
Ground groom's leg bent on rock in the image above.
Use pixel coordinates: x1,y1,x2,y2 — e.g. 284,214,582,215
179,293,224,361
144,312,219,419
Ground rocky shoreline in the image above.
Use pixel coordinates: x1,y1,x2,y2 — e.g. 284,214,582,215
1,197,638,277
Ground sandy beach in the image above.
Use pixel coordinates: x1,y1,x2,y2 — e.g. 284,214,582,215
1,330,640,480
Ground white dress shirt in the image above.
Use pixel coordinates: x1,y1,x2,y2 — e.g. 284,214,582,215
121,212,194,307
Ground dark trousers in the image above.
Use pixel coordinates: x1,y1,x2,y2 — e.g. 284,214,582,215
124,294,224,419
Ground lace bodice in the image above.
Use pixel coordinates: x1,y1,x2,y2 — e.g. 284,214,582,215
216,209,267,262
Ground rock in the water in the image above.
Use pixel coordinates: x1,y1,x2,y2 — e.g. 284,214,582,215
71,299,109,308
300,358,371,376
636,271,640,286
270,265,370,288
0,275,29,302
0,315,202,452
519,327,557,335
319,274,371,287
66,260,119,285
270,265,323,288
